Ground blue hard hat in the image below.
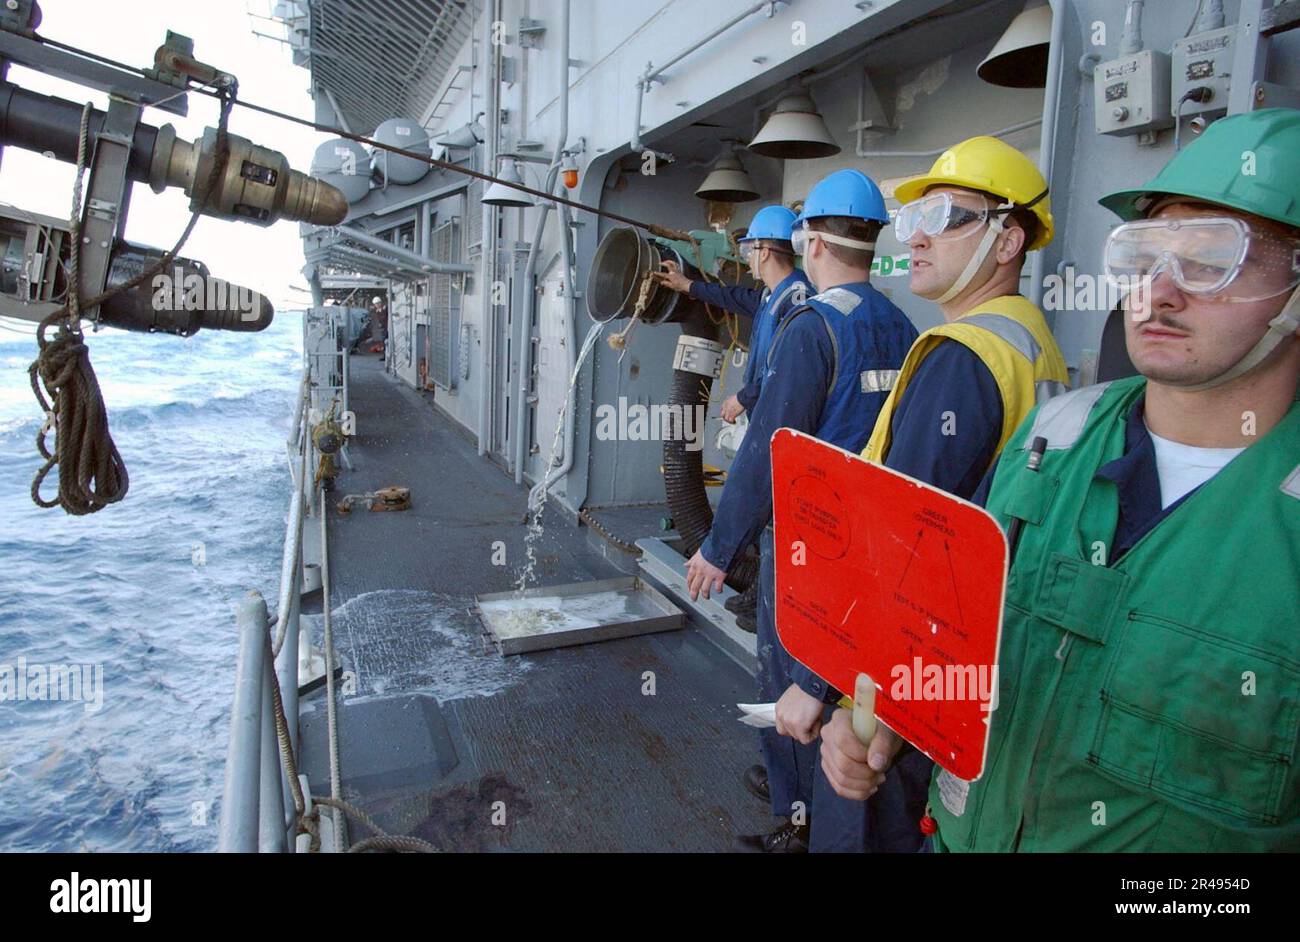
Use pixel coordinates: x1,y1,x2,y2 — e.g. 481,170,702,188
795,168,889,226
740,205,798,242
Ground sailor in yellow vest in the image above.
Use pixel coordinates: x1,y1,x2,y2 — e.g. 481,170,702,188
799,136,1068,852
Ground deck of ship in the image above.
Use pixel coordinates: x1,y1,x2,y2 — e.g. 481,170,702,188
296,352,771,852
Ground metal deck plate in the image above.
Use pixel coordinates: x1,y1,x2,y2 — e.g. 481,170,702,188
303,357,773,851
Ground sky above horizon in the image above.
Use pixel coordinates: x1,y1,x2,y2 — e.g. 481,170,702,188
0,0,332,314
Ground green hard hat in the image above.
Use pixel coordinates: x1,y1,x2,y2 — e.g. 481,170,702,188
1099,108,1300,230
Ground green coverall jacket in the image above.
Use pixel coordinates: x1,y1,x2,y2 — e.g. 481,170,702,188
932,377,1300,852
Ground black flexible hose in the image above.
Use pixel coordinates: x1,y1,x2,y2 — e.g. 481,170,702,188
662,304,757,591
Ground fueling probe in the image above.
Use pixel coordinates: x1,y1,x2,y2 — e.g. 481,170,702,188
0,16,348,335
0,2,349,514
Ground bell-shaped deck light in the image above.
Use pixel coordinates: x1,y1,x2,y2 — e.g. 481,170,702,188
695,154,759,202
978,0,1052,89
482,159,535,207
748,93,839,159
434,120,486,151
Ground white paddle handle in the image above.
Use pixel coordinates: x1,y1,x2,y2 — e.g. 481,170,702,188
851,672,877,745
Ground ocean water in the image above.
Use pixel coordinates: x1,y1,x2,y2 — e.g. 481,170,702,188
0,312,301,851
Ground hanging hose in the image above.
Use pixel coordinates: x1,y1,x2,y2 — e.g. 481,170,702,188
657,247,758,592
586,225,760,593
662,307,717,559
660,304,757,591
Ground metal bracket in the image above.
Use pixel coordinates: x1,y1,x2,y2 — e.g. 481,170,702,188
0,0,37,34
77,96,142,323
518,17,546,49
849,68,896,135
144,31,196,88
0,28,187,115
1250,80,1300,111
1261,2,1300,36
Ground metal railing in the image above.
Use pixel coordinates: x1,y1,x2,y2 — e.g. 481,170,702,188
307,312,352,471
218,368,322,852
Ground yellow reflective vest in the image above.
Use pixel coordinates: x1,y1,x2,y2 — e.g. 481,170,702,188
861,295,1069,468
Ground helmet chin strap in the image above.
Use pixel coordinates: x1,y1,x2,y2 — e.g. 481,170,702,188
1179,284,1300,391
935,206,1008,305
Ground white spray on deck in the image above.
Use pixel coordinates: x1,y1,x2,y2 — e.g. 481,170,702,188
515,320,605,594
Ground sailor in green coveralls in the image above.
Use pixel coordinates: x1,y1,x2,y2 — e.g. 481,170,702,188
818,108,1300,851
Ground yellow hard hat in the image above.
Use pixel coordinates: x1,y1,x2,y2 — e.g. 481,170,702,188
893,136,1054,250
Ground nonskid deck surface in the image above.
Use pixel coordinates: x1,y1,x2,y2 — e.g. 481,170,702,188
298,354,770,851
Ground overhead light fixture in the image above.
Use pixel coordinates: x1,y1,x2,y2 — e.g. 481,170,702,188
978,0,1052,89
695,153,760,202
748,93,840,159
434,120,486,150
482,158,535,207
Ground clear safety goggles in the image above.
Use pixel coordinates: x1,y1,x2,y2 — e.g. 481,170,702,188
790,221,876,256
737,240,793,263
894,191,1009,244
1103,216,1300,303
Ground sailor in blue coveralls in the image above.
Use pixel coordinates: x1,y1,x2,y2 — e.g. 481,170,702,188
682,170,918,852
654,205,813,424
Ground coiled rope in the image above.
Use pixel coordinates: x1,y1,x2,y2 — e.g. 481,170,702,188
28,83,236,514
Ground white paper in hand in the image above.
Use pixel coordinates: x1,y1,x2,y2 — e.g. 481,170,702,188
736,702,777,728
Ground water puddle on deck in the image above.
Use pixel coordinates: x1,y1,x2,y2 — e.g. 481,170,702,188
304,589,530,700
515,321,605,593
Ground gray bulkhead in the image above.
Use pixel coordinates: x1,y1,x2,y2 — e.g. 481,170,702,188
312,0,1300,514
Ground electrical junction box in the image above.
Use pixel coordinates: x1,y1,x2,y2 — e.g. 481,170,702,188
1095,49,1173,136
1171,26,1235,121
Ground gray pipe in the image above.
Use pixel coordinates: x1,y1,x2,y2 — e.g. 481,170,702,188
514,0,571,484
334,225,473,273
629,0,770,159
306,266,326,308
218,591,269,853
529,198,579,510
513,163,560,483
857,118,1043,159
528,0,579,505
1029,0,1066,316
275,395,309,847
478,0,501,456
1119,0,1144,55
